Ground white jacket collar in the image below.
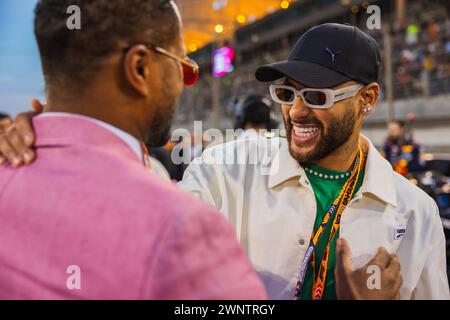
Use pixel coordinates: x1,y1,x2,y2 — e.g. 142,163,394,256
268,135,398,207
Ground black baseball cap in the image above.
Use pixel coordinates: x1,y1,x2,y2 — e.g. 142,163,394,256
255,23,381,88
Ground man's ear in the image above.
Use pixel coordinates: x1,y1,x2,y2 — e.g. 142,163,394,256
359,82,380,116
123,45,152,97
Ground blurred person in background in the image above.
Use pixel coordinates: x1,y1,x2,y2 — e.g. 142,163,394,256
396,67,413,98
0,0,266,299
381,116,425,176
406,21,420,46
428,20,440,42
234,94,279,139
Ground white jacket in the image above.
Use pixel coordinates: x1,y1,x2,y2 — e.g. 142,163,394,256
179,135,450,300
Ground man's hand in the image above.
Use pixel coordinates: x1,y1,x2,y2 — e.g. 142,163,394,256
335,238,402,300
0,99,44,167
0,117,12,135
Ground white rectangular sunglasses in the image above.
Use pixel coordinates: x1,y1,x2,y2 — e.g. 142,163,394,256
269,83,364,109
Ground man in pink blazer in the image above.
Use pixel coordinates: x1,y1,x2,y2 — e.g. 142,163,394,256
0,114,267,299
0,0,266,299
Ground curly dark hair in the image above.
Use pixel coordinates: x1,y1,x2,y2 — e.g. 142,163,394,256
34,0,180,93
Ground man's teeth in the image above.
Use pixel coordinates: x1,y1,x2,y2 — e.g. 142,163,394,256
293,126,319,137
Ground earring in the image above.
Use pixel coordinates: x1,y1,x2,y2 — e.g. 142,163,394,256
362,107,371,114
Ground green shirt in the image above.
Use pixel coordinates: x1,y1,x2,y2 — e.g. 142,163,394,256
297,163,365,300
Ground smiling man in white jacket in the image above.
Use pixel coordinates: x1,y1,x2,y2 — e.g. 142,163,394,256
178,24,449,300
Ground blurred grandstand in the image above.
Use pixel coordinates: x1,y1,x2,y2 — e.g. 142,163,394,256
175,0,450,153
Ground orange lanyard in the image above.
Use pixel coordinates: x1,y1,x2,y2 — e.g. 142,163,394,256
140,141,152,171
294,145,365,299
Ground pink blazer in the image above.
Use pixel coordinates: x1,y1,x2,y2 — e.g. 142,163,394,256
0,116,266,299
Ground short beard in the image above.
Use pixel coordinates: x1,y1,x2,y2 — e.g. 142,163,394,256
286,104,357,164
145,81,178,148
147,111,173,147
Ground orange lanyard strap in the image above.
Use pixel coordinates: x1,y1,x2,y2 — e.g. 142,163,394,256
294,145,365,299
312,151,364,299
140,141,152,170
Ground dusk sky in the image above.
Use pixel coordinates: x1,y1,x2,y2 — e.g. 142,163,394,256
0,0,45,116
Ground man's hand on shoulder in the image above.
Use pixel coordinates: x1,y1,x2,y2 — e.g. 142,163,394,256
0,99,44,167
